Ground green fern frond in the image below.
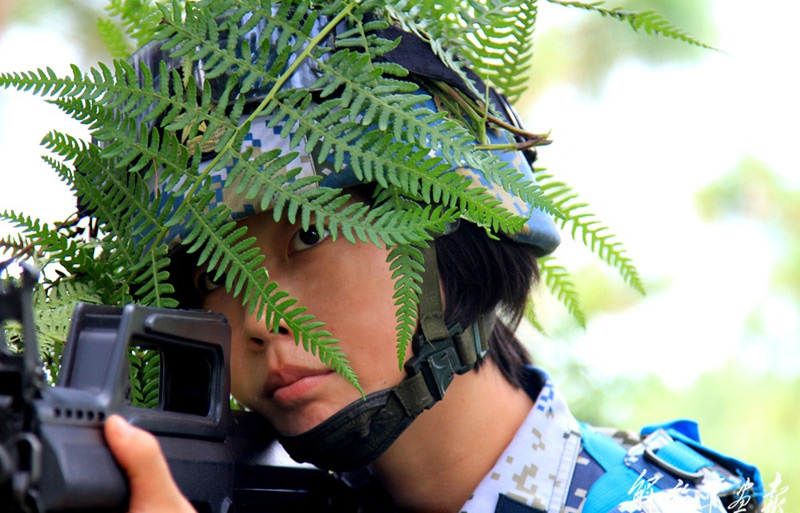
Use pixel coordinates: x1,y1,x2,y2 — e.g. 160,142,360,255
41,155,75,187
131,244,178,308
0,211,52,246
1,59,229,189
385,0,539,103
105,0,164,50
42,131,172,242
536,173,645,295
538,256,586,328
455,0,538,103
128,347,162,408
258,95,529,235
524,299,547,336
209,138,457,248
0,210,71,262
547,0,716,50
35,280,101,347
0,232,27,256
2,279,102,382
43,133,177,305
0,205,105,294
387,242,425,368
127,351,144,405
140,349,162,408
97,17,133,60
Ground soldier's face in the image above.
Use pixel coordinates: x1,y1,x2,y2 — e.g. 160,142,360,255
198,210,406,435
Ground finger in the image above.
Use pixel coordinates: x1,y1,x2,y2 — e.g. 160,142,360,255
104,415,196,513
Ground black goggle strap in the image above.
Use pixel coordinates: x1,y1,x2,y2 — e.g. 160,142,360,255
392,244,495,417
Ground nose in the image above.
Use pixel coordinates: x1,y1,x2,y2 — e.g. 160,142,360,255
242,306,292,351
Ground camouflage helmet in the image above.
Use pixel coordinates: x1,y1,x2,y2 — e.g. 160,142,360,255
126,11,560,256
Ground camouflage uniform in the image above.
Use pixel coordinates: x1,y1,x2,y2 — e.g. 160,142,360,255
459,367,756,513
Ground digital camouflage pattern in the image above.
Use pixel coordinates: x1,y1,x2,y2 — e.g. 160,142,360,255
459,368,757,513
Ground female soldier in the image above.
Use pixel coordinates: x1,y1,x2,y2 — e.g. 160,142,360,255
98,7,760,513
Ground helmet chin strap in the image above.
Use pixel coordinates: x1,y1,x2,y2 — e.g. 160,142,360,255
277,243,495,472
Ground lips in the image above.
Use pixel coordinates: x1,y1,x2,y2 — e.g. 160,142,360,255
264,366,333,401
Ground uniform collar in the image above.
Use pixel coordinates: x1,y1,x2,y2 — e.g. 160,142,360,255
459,366,583,513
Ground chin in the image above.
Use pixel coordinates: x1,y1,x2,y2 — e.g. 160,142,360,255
269,404,338,436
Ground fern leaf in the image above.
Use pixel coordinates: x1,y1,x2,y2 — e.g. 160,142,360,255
536,173,645,294
454,0,539,103
97,17,134,59
2,279,102,382
128,346,163,408
140,349,162,408
47,134,177,305
538,256,586,328
104,0,164,49
0,210,71,263
547,0,716,50
387,242,425,368
266,89,536,235
524,299,547,335
384,3,486,103
216,134,460,247
131,244,178,308
0,232,27,256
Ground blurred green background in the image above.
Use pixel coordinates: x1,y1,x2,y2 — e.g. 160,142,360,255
518,0,800,507
1,0,797,507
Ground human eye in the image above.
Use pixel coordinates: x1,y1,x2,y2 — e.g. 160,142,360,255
289,226,330,253
193,270,226,295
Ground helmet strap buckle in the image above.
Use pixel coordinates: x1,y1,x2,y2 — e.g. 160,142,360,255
406,243,494,405
404,322,466,402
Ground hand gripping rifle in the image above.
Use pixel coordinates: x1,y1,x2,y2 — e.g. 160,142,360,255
0,262,356,513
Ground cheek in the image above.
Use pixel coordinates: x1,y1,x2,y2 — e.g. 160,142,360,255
228,344,259,406
307,245,407,389
202,293,259,401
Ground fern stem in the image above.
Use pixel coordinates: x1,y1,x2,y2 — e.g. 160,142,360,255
436,81,550,146
474,139,546,152
244,2,356,142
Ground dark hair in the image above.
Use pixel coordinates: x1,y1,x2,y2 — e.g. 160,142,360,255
435,221,539,388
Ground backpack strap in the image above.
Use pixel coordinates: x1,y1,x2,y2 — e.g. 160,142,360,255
578,423,647,513
577,421,763,513
641,420,764,509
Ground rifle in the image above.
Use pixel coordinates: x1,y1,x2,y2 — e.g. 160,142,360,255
0,261,358,513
